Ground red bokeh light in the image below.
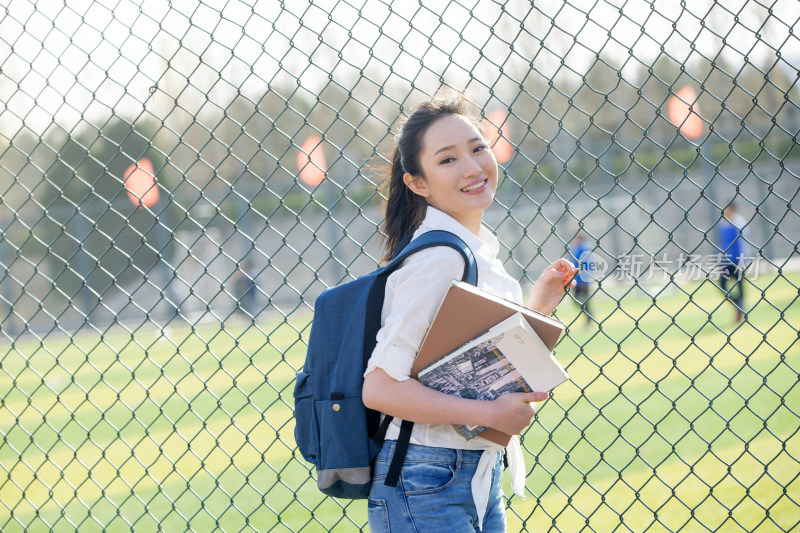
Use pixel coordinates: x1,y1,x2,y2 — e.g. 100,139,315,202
483,110,513,164
124,158,160,208
296,135,327,187
668,86,703,140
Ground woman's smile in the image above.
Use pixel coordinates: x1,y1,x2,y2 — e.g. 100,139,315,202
461,178,488,194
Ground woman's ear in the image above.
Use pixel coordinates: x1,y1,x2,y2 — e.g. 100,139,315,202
403,172,430,198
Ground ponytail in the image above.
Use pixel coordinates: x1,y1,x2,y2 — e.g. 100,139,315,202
382,147,427,260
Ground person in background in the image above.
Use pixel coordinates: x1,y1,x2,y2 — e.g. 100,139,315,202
569,232,592,326
717,201,749,323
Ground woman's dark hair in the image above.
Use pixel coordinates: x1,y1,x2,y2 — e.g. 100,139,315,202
382,92,485,260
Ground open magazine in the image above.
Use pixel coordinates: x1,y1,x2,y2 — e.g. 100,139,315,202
417,312,569,440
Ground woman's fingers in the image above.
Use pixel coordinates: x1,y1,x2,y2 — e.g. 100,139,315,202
542,266,576,289
551,258,574,273
527,259,580,314
521,391,549,402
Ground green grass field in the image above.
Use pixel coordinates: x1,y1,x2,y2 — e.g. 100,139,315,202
1,272,798,532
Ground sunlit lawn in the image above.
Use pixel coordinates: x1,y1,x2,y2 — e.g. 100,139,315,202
0,272,798,532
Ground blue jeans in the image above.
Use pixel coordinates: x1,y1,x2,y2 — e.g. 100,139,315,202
368,441,506,532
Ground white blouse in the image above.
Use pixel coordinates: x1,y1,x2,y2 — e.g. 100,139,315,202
365,206,528,528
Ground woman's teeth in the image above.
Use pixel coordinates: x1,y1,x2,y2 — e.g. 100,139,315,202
461,180,486,192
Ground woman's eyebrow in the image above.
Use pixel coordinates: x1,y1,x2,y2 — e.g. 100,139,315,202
433,137,483,155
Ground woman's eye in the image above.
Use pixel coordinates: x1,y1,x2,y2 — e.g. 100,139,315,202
474,144,487,152
440,157,455,164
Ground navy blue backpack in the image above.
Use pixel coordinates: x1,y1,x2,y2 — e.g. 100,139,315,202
293,230,478,499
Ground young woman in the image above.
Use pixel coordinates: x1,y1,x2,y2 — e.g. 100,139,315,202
362,93,577,532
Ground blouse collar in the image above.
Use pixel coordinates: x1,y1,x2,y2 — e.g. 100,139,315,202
417,206,500,258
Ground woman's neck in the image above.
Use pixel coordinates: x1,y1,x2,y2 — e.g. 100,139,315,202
427,204,483,236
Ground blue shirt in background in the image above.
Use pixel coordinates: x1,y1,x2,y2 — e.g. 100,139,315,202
717,215,747,265
570,241,591,286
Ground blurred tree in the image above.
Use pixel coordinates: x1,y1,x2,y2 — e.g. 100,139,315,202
33,117,176,304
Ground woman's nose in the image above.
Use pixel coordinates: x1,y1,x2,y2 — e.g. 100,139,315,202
462,155,482,177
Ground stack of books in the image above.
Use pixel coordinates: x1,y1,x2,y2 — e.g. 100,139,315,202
412,280,570,444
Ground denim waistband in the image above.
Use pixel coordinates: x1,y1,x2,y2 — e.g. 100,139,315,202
377,440,499,466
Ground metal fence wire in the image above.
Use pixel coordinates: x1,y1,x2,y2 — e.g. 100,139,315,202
1,0,799,531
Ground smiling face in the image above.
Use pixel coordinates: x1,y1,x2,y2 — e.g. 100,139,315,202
403,114,498,234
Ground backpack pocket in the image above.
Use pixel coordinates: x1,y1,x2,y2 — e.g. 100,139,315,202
293,371,318,463
316,398,375,468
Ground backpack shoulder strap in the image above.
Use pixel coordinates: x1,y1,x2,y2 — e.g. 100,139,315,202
390,234,413,260
383,419,414,488
382,230,478,285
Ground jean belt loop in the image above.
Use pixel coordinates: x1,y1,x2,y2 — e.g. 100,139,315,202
455,449,462,472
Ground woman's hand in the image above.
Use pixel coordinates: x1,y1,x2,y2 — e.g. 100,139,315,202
364,369,550,435
526,258,579,315
486,391,549,435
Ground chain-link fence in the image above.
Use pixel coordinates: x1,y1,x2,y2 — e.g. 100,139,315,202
1,0,798,531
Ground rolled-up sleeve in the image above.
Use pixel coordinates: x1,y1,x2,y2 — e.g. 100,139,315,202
364,247,466,381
